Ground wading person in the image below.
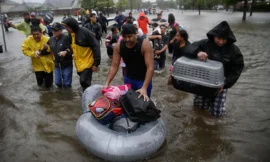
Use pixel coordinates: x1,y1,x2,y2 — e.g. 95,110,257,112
8,12,46,37
104,24,154,101
167,13,180,54
62,17,101,91
137,12,151,39
47,22,73,89
85,13,102,42
105,26,119,59
186,21,244,117
168,30,190,84
148,24,169,71
21,26,54,88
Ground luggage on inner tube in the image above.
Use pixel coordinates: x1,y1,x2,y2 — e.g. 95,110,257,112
120,89,161,123
110,114,139,133
171,56,225,98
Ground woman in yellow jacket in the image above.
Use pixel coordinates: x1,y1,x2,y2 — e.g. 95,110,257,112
22,26,54,88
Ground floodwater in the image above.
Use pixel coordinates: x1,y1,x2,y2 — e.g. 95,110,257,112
0,10,270,162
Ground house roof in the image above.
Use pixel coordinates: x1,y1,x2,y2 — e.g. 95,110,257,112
44,0,79,8
5,0,20,5
8,3,30,12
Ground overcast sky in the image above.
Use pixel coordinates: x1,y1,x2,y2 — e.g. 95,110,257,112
11,0,45,3
11,0,159,4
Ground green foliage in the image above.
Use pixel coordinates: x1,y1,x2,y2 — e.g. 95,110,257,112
80,0,114,10
116,0,128,10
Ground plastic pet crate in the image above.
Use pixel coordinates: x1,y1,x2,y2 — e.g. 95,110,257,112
171,57,225,98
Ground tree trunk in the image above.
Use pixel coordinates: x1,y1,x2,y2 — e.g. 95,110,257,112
198,4,201,15
250,0,254,16
242,0,248,21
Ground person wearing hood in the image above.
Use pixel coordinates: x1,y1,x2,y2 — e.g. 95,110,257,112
8,12,46,37
47,22,73,89
99,13,109,35
62,17,101,91
137,12,151,39
185,21,244,117
21,26,54,88
84,13,102,42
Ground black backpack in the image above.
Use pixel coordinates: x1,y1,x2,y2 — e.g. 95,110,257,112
119,89,161,123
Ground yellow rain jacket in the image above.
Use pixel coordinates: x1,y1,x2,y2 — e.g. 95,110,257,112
22,35,54,73
62,18,101,73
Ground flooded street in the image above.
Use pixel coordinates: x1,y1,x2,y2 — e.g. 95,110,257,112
0,10,270,162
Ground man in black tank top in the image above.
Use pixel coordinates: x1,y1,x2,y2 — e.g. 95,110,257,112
104,24,154,101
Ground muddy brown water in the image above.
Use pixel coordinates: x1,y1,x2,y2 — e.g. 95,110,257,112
0,11,270,162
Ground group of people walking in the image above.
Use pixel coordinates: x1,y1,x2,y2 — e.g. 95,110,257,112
105,11,244,117
10,10,244,117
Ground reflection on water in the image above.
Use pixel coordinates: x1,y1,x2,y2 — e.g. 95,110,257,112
0,12,270,162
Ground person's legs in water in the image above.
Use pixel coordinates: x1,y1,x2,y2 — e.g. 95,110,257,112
54,67,62,88
44,72,53,88
62,64,73,88
35,71,44,86
77,68,93,91
124,76,152,97
103,25,107,34
168,43,173,54
208,89,228,117
107,46,113,59
159,55,166,70
193,95,211,109
154,59,159,70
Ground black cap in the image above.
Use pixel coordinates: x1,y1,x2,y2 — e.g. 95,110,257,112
51,22,62,31
121,24,137,35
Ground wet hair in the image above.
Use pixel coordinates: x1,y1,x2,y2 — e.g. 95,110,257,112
168,13,175,26
111,26,117,33
23,12,29,16
178,30,189,42
90,13,96,18
160,24,166,29
30,18,41,27
31,26,42,33
125,19,133,24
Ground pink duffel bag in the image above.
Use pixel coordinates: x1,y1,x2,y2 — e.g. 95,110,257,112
102,84,131,100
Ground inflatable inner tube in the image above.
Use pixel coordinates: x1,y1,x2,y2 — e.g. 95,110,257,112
76,85,167,162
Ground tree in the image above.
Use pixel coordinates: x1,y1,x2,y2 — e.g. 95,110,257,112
116,0,128,11
80,0,98,10
196,0,204,15
250,0,254,16
242,0,248,20
135,0,143,10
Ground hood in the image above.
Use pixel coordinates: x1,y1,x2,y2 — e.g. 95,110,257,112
207,21,236,44
62,17,79,32
139,12,146,17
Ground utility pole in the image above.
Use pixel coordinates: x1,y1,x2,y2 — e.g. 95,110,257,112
182,0,183,14
0,1,7,52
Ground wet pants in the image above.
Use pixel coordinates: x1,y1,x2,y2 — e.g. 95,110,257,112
193,89,228,117
35,71,53,88
55,64,73,88
107,46,113,58
77,68,93,91
124,76,152,97
154,55,166,70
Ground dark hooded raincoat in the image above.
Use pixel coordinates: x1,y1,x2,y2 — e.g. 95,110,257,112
185,21,244,89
